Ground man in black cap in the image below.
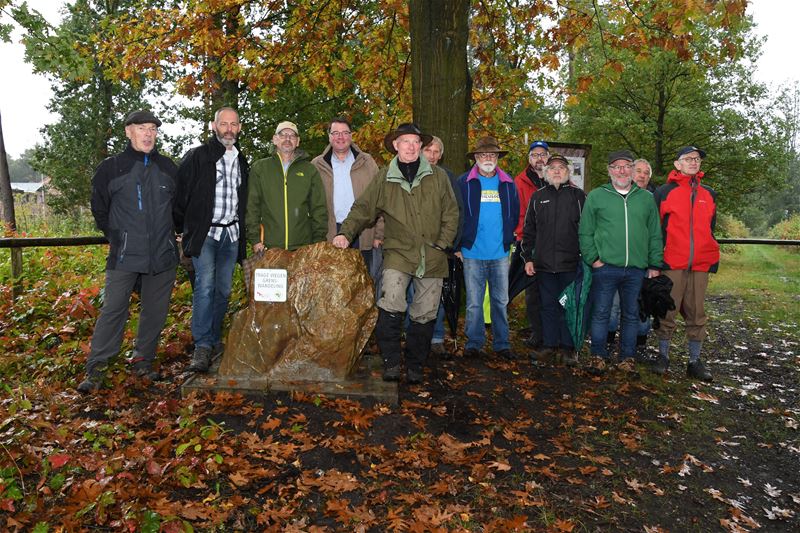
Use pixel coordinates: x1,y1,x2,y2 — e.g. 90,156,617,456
77,110,179,393
578,149,663,375
333,123,459,384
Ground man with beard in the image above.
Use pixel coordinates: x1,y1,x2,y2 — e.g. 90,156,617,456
579,150,663,375
457,137,520,360
174,107,250,373
514,140,549,350
78,110,178,393
333,123,459,384
246,121,327,252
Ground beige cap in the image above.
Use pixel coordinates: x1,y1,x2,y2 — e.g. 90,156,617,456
275,121,299,136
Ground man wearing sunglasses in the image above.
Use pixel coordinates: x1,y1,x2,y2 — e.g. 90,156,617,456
652,146,719,381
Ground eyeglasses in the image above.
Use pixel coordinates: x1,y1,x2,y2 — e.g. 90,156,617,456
329,130,351,137
608,164,633,171
475,153,498,160
529,152,549,160
133,125,157,134
679,156,702,163
277,132,298,140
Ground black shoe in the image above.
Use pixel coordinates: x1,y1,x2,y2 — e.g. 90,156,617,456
406,368,423,384
464,348,487,359
382,365,401,382
523,336,542,348
132,360,164,382
187,346,212,373
561,349,579,367
212,342,225,359
495,349,517,360
651,357,669,376
687,360,713,382
77,372,104,394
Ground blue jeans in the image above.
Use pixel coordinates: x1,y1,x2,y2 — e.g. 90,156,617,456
608,291,651,336
463,257,510,351
431,304,446,344
588,265,645,359
191,232,239,348
538,270,577,350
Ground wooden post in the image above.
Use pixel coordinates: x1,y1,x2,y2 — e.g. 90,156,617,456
0,111,23,298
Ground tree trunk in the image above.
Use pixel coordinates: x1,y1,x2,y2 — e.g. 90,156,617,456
0,112,23,298
410,0,471,174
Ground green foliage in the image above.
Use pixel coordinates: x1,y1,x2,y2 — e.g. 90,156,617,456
716,213,749,254
768,214,800,252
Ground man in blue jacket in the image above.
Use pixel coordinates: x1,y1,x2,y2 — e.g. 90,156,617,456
78,110,179,393
457,137,520,359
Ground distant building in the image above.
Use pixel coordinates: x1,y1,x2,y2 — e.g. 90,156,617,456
11,178,48,204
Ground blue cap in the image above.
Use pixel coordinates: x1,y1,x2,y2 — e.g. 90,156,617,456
676,146,706,160
529,140,549,152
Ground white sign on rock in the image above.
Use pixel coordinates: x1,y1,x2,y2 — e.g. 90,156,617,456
253,269,288,302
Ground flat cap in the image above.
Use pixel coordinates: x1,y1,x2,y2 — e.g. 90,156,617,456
125,110,162,127
607,149,635,164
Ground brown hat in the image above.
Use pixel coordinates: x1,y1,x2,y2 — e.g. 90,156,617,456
546,154,569,167
383,123,433,154
467,136,508,159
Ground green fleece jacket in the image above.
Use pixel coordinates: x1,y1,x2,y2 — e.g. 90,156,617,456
339,156,459,278
245,151,328,250
578,183,663,269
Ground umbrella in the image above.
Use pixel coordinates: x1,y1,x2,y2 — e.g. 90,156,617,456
508,243,536,301
440,257,463,337
559,262,593,351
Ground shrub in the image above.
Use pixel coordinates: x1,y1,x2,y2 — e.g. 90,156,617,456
767,214,800,253
716,213,749,254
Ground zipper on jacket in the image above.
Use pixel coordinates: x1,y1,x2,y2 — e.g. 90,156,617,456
623,193,630,267
137,183,143,211
119,231,128,263
688,178,697,269
282,161,289,250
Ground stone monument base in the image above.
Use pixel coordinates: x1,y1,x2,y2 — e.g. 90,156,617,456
181,353,398,405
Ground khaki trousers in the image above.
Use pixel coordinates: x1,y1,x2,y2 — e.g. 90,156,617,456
656,270,710,342
377,268,443,324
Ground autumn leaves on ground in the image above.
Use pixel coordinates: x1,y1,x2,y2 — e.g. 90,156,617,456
1,245,799,532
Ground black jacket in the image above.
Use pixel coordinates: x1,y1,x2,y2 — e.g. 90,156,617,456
91,143,179,274
520,182,586,273
174,137,249,262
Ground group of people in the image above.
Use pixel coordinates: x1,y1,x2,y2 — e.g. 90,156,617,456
77,107,719,393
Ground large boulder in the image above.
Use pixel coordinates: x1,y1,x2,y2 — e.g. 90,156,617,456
217,242,378,382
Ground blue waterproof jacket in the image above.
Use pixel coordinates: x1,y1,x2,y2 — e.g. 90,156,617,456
456,165,520,253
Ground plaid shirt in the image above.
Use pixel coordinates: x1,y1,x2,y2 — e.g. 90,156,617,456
208,147,241,242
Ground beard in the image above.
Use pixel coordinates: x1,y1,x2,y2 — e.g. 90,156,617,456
611,176,632,190
216,132,237,148
478,161,497,175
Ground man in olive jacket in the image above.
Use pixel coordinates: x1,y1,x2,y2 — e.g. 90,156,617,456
333,123,459,384
246,121,328,252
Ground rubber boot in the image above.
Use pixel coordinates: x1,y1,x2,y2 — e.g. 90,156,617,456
405,320,436,383
376,309,404,381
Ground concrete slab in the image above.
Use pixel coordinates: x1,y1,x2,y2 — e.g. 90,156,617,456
181,353,398,405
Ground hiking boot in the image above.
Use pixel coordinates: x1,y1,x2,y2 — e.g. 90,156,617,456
464,348,487,359
561,349,579,367
382,365,401,382
132,359,163,382
211,342,225,359
76,371,104,394
430,342,447,356
587,356,608,376
495,349,517,360
616,358,638,375
187,345,212,373
406,368,424,384
523,335,542,349
651,356,669,376
687,360,713,382
531,347,556,365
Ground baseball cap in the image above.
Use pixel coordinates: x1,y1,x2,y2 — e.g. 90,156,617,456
529,140,549,152
275,121,299,136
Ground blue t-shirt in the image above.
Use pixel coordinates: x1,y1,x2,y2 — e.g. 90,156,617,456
462,174,506,260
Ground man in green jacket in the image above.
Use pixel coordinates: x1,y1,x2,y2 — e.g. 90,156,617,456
579,149,663,375
246,121,328,252
333,123,459,384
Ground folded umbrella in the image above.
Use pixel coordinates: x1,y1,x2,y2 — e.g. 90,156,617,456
559,262,593,351
508,243,536,301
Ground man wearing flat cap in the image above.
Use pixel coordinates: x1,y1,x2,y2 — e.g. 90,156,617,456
78,110,179,393
333,123,459,384
652,146,718,381
246,120,327,252
520,154,586,366
456,136,520,360
579,149,663,375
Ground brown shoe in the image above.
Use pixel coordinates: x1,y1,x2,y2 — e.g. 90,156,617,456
561,349,579,367
587,355,608,376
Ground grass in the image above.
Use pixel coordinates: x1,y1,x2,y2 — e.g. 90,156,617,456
708,245,800,325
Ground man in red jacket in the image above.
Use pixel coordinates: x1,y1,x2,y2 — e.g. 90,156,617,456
653,146,720,381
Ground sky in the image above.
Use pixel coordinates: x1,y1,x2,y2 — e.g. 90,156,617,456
1,0,799,159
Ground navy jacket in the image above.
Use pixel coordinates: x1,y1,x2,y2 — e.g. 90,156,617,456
90,143,178,274
457,165,519,254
